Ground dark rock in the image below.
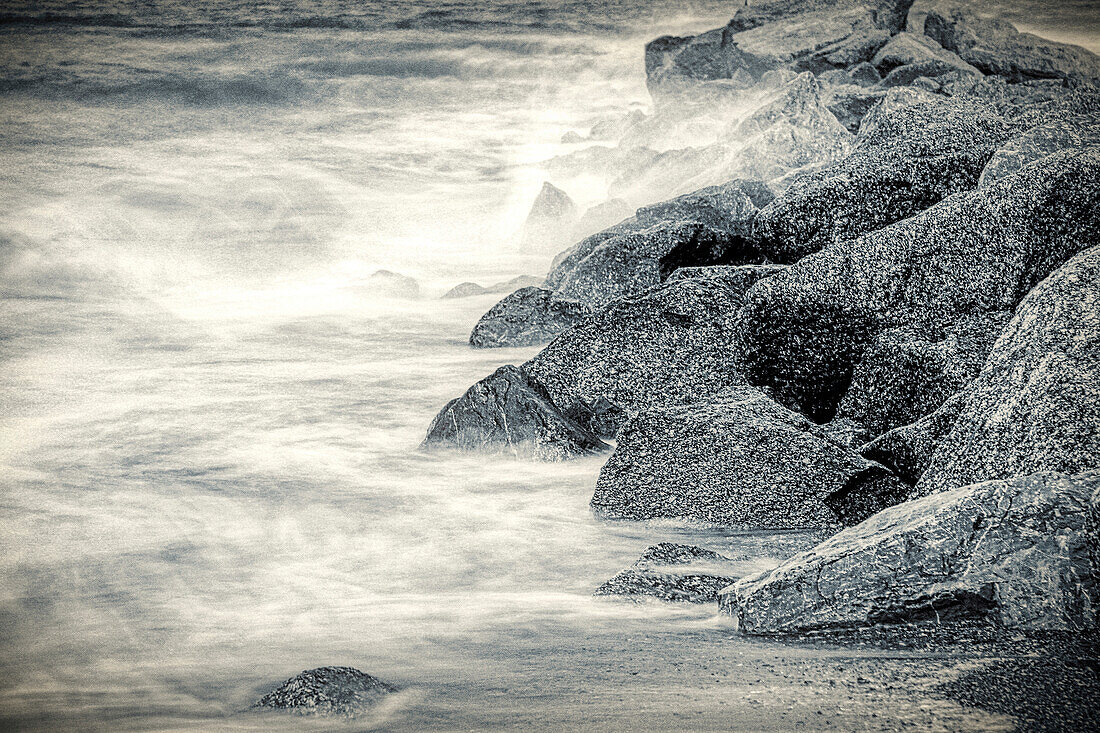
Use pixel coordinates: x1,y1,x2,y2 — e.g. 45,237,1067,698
739,147,1100,423
361,269,420,299
860,391,967,485
545,179,771,308
752,91,1017,263
469,287,590,348
442,275,543,300
848,61,882,86
525,269,773,436
1090,488,1100,580
724,471,1100,633
666,263,787,285
835,311,1011,436
871,31,979,76
253,666,396,716
519,182,578,253
595,543,737,603
591,386,906,527
420,365,609,460
915,246,1100,496
825,86,886,132
924,3,1100,83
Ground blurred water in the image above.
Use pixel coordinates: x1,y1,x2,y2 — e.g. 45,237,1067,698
1,1,1098,730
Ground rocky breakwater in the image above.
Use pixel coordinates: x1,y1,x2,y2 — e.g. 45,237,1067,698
423,0,1100,635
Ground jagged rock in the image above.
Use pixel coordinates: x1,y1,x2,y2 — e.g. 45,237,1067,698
525,268,778,436
752,91,1017,262
915,246,1100,496
442,275,543,300
595,543,737,603
879,58,978,87
645,0,912,97
592,386,907,527
519,182,578,252
849,61,882,86
860,391,966,485
361,270,420,299
826,86,886,132
813,28,892,68
739,147,1100,423
421,365,609,460
253,666,396,716
544,179,771,308
571,198,633,240
924,3,1100,83
835,311,1011,436
469,287,590,348
980,111,1100,187
724,471,1100,633
871,31,980,76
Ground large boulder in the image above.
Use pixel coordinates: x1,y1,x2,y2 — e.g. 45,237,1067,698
645,0,913,97
859,391,966,486
253,666,397,716
519,182,578,253
723,471,1100,633
421,365,609,460
595,543,738,603
751,91,1018,263
870,31,979,76
469,287,590,348
923,3,1100,83
592,386,907,527
915,246,1100,496
526,266,780,436
980,111,1100,188
835,311,1011,436
544,179,771,308
739,147,1100,423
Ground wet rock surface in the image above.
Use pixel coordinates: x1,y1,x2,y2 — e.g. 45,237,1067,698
592,386,906,527
595,543,737,603
725,471,1100,634
253,666,397,716
469,287,591,348
421,365,609,460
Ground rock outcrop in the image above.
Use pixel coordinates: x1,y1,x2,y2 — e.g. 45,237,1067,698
923,3,1100,83
723,471,1100,633
253,667,397,716
915,246,1100,496
592,386,907,527
442,275,542,300
519,182,578,252
740,147,1100,423
421,365,609,460
469,287,590,348
595,543,737,603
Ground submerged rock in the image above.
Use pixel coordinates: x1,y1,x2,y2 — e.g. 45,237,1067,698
361,269,420,299
469,287,590,348
915,246,1100,496
519,182,578,253
595,543,737,603
740,147,1100,423
592,386,906,527
253,666,396,716
924,3,1100,83
724,471,1100,633
421,365,608,460
442,275,543,300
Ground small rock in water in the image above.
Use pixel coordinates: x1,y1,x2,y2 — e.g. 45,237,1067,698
253,666,396,716
362,269,420,299
595,543,737,603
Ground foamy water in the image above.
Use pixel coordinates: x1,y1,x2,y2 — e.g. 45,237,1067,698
2,1,1098,730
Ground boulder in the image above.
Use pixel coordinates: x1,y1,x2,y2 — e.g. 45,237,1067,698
519,182,578,252
871,31,980,75
752,91,1017,263
980,111,1100,187
879,58,979,87
420,365,609,460
571,198,633,241
469,287,590,348
915,246,1100,496
835,311,1011,436
860,391,966,486
545,179,771,308
739,147,1100,423
667,263,787,284
591,386,907,527
442,275,543,300
723,471,1100,633
825,86,886,132
253,666,396,716
924,3,1100,83
848,61,882,86
595,543,737,603
525,267,779,436
360,269,420,299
